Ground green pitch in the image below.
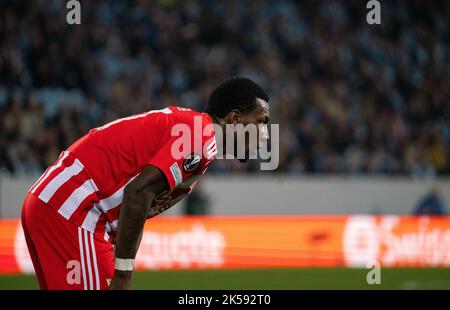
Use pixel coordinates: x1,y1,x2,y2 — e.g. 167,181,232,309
0,268,449,290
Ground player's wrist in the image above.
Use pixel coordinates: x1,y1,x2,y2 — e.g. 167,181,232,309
114,257,134,280
114,269,133,279
115,257,135,271
110,271,133,290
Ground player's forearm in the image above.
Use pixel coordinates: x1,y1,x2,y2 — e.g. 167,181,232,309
110,190,152,289
110,166,167,289
114,189,154,262
115,196,152,259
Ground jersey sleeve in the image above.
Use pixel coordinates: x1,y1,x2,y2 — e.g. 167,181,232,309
147,136,187,190
147,109,212,191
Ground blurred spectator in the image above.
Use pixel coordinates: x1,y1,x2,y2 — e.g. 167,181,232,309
413,186,447,215
0,0,449,177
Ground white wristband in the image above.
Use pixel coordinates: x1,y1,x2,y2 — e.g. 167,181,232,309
115,258,135,271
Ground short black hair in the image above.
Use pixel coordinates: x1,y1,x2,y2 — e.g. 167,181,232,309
205,77,269,118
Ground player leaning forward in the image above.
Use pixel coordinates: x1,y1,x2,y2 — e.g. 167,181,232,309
21,77,270,290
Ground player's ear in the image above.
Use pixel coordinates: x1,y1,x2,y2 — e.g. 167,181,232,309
226,109,242,125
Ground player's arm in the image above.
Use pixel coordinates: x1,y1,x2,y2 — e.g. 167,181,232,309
109,165,168,290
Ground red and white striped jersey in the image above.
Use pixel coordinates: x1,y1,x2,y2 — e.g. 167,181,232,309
28,106,217,242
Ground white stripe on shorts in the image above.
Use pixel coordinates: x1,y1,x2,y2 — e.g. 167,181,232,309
89,232,100,290
78,227,87,290
83,229,94,290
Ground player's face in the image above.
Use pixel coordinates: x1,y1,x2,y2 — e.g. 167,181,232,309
236,98,270,161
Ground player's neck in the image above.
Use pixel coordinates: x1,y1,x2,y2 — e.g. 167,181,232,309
206,112,221,125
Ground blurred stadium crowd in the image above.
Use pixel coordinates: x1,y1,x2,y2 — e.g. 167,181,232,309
0,0,449,177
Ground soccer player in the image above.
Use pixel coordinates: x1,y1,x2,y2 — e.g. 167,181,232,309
21,77,270,290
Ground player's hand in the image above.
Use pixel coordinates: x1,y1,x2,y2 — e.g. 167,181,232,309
109,270,133,290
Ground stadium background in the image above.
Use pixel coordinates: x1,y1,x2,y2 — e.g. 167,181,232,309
0,0,449,289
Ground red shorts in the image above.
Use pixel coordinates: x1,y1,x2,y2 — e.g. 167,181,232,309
21,194,114,290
